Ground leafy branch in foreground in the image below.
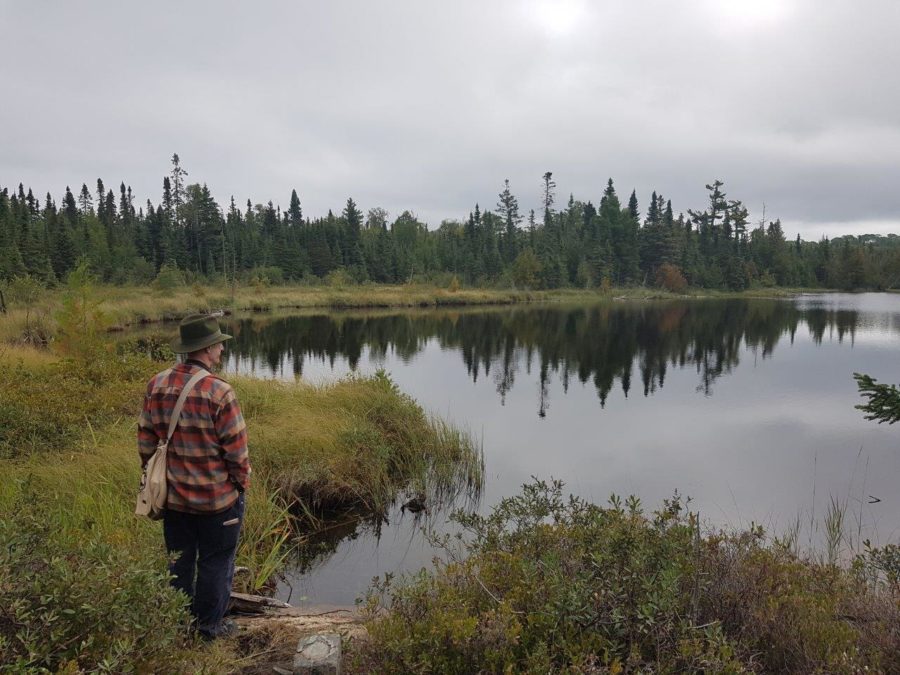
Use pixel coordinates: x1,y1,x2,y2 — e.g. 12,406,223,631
853,372,900,424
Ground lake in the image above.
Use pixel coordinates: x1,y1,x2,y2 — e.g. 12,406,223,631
220,293,900,606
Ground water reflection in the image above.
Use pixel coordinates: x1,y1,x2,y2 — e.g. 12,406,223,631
224,300,864,417
201,295,900,605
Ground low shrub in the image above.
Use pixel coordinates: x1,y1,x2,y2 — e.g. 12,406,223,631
0,354,156,458
353,480,899,674
0,507,213,673
656,263,688,293
152,264,185,294
354,481,746,673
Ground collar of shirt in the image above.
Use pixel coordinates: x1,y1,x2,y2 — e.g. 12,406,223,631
184,358,208,370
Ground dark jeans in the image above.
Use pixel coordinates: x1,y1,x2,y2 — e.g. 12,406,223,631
163,492,244,637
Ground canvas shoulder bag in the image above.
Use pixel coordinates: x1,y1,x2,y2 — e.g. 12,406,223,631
136,368,209,520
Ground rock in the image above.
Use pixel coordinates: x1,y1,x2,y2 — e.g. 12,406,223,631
401,493,427,513
293,633,341,675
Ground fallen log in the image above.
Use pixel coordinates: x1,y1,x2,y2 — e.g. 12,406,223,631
230,591,293,615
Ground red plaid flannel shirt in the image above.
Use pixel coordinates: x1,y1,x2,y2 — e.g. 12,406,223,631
137,360,250,514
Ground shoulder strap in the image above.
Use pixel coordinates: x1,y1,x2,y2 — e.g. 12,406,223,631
165,368,210,442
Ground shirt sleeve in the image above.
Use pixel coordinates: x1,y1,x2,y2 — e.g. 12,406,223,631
215,387,251,490
137,380,159,468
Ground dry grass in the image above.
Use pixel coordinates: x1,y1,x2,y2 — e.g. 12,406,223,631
0,281,814,349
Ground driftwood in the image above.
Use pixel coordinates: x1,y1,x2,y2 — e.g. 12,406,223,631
230,591,293,615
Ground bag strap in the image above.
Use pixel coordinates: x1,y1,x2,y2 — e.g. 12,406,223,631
165,368,210,443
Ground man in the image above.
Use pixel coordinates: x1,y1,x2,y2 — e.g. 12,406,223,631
138,313,251,640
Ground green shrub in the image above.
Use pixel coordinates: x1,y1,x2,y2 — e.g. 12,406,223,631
152,264,185,294
353,480,899,674
0,509,197,673
355,480,746,673
247,266,284,286
325,268,355,288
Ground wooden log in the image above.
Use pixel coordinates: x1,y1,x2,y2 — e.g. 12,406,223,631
229,591,293,615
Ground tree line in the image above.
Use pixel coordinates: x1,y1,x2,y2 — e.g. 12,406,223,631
3,155,900,290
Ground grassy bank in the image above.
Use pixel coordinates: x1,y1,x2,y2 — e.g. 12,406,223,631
0,344,480,671
0,280,813,345
351,480,899,674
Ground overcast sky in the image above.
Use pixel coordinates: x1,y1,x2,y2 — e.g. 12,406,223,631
2,1,899,239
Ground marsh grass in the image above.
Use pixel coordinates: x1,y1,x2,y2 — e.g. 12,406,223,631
0,282,813,349
0,325,479,669
235,370,482,521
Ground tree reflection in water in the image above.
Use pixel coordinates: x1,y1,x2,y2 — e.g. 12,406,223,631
224,299,863,417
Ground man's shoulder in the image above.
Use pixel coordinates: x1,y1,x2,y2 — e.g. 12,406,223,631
203,373,238,403
145,367,174,391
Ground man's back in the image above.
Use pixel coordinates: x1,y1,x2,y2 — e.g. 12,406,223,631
138,361,249,514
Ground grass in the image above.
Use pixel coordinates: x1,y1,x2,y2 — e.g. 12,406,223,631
0,339,480,671
0,281,817,346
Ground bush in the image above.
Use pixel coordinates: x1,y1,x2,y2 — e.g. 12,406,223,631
247,266,284,286
0,510,196,672
152,264,185,294
355,481,745,673
325,268,355,288
0,351,156,458
656,263,688,293
353,480,899,674
511,249,542,289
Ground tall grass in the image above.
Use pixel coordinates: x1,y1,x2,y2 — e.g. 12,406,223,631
0,315,480,669
234,370,482,520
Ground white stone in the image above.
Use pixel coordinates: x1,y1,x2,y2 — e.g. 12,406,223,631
293,633,341,675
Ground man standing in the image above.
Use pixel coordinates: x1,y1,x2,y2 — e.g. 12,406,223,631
138,313,251,640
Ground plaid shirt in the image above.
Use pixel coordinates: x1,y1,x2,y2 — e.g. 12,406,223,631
137,360,250,514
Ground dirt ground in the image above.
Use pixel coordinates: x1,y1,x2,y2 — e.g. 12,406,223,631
231,607,366,674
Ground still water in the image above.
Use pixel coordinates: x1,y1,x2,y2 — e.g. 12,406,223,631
221,294,900,606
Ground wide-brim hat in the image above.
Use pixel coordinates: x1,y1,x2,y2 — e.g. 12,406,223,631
170,313,233,353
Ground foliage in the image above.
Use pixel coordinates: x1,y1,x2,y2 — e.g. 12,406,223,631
0,506,212,673
656,262,688,293
247,265,284,286
324,268,355,288
5,274,51,344
355,480,746,673
0,349,155,458
152,263,184,293
853,372,900,424
511,248,542,289
354,480,899,674
54,260,109,361
7,170,893,292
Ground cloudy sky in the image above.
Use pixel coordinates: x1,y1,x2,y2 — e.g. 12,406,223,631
2,1,899,239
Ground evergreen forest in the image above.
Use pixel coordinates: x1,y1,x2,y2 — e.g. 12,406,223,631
3,155,900,291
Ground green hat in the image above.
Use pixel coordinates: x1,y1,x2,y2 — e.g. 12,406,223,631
170,313,233,353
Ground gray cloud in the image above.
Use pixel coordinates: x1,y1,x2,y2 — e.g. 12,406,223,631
2,0,899,239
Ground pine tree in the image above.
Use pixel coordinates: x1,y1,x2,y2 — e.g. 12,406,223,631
170,154,188,226
342,197,366,279
78,184,93,215
289,189,303,227
496,178,521,264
